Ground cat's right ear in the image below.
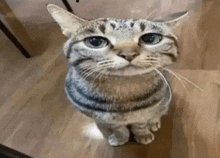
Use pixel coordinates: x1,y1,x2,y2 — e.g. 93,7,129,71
163,11,188,28
153,11,188,29
47,4,87,37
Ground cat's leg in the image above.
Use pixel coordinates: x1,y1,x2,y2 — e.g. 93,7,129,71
96,122,130,146
131,123,155,145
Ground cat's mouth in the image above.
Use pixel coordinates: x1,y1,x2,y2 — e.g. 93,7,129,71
107,64,153,76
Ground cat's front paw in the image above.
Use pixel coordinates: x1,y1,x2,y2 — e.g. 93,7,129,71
108,134,129,146
149,118,161,132
134,131,155,145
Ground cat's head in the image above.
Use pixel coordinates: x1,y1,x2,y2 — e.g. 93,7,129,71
47,4,188,76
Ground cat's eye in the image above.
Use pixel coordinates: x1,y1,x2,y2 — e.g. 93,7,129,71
140,33,163,45
84,36,109,49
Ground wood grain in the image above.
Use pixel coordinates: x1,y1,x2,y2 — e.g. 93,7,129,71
1,0,220,157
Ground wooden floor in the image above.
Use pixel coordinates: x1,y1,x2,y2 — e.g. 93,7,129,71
1,0,220,158
1,60,220,158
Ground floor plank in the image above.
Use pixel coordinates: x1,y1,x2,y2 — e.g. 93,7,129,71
1,63,220,157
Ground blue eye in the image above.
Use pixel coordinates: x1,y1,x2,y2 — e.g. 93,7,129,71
84,36,109,48
141,33,163,45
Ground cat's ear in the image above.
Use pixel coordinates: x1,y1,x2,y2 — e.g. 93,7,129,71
163,11,189,28
47,4,88,37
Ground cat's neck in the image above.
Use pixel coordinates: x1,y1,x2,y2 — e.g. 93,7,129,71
84,70,163,102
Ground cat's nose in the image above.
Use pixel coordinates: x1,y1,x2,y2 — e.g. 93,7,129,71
118,51,140,62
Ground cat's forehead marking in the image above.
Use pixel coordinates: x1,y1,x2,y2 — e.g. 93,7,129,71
98,24,106,34
130,22,134,28
140,22,146,32
106,19,136,30
77,18,164,38
102,19,163,33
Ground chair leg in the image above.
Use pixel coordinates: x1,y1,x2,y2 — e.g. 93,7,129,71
61,0,73,12
0,20,30,58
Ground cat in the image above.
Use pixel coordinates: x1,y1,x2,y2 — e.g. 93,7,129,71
47,4,188,146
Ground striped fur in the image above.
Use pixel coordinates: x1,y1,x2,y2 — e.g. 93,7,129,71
47,4,187,146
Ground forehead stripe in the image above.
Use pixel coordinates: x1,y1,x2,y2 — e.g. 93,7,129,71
86,29,95,33
99,24,106,34
140,23,146,32
110,23,116,30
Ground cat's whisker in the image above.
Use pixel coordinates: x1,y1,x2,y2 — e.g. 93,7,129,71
146,10,157,20
166,69,188,92
82,67,100,80
80,69,92,77
99,69,108,79
153,64,189,92
86,68,102,79
162,67,205,92
152,67,172,104
91,69,106,86
80,67,97,78
80,64,104,79
80,65,97,73
81,70,94,80
174,72,204,92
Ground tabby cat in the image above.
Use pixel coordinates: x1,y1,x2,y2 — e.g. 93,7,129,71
47,4,187,146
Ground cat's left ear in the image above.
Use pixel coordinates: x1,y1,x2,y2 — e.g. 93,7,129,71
163,11,189,28
47,4,88,37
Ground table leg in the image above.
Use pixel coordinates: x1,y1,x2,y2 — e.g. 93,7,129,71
61,0,73,12
0,20,30,58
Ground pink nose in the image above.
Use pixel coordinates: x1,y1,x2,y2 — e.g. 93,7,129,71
118,51,140,62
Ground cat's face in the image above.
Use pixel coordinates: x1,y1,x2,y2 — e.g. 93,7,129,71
47,4,187,76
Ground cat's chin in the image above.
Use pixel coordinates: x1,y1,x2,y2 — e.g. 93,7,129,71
106,65,154,76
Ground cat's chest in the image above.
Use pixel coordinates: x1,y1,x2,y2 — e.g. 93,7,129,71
89,72,161,102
